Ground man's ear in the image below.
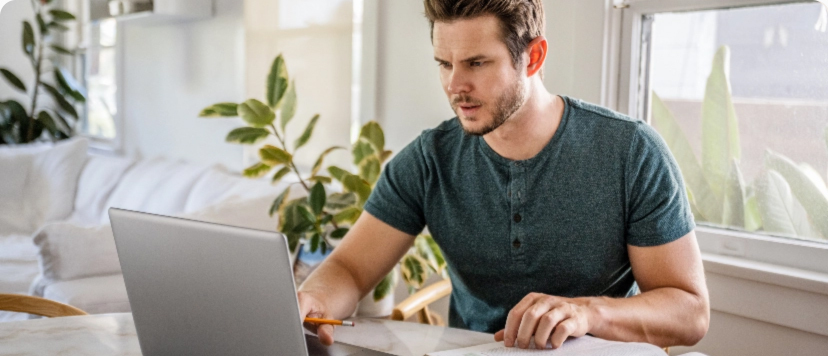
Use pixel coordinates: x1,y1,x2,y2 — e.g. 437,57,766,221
525,36,547,78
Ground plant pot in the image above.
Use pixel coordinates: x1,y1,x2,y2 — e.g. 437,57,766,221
356,288,395,318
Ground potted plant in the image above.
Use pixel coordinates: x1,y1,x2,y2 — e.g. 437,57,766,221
0,0,85,144
199,54,448,315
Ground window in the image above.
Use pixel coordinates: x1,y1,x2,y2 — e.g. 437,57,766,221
79,18,120,147
609,0,828,272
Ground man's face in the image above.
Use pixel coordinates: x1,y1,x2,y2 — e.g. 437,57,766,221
433,15,527,136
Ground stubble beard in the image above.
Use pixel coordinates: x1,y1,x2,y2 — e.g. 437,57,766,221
454,79,526,137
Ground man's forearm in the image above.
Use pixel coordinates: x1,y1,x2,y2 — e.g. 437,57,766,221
298,257,365,319
582,287,709,347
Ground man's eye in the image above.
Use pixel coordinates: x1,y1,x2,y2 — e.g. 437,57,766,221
470,61,483,67
438,62,451,68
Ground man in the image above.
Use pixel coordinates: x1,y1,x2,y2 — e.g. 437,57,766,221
298,0,709,350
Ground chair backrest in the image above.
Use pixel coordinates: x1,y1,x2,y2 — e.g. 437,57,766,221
0,294,88,318
391,279,452,326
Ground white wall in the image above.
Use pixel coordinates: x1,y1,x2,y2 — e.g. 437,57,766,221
119,0,245,170
0,0,36,107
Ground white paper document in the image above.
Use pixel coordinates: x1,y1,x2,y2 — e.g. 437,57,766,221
427,335,665,356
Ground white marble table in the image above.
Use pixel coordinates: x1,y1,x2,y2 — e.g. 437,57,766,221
0,313,495,355
0,313,676,355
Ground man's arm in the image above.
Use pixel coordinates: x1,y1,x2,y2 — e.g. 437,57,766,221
297,211,415,345
495,230,709,348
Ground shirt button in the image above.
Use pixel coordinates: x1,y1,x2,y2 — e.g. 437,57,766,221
513,214,522,223
512,240,521,248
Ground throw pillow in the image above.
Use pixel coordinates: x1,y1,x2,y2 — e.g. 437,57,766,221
30,222,121,296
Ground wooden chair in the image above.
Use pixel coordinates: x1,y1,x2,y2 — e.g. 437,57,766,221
0,293,88,318
391,279,452,326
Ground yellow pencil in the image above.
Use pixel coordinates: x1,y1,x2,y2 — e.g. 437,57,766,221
304,317,355,327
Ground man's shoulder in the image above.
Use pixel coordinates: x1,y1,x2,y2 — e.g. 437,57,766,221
564,96,643,127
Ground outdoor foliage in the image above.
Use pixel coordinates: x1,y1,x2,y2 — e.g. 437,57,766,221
200,54,447,300
652,45,828,241
0,0,85,144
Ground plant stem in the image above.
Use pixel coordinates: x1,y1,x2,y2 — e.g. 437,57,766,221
27,4,44,142
270,123,311,192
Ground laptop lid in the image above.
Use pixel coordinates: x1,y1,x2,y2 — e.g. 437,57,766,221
110,208,310,355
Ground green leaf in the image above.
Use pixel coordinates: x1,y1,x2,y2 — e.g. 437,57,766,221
294,114,320,150
0,69,26,92
271,166,292,186
259,145,292,166
47,21,69,32
55,68,86,103
225,127,269,144
199,103,238,117
359,156,381,186
722,159,745,228
36,14,48,35
23,21,35,58
352,140,375,166
238,99,275,128
373,270,397,302
286,233,301,253
765,150,828,239
269,189,290,217
755,170,816,239
651,92,722,223
266,55,289,108
400,254,428,290
309,181,326,216
242,162,272,178
36,111,58,135
297,205,316,226
342,174,372,205
359,121,385,153
701,46,741,204
744,193,762,232
311,146,345,177
325,192,357,210
308,176,332,184
280,198,310,233
50,45,73,56
41,83,78,118
328,166,350,182
333,207,362,225
49,9,76,21
330,228,349,239
415,235,446,277
309,232,321,253
279,80,297,131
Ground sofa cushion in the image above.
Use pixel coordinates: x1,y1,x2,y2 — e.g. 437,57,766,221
0,234,39,294
42,274,130,314
71,155,136,225
30,223,120,296
184,166,284,213
103,158,210,222
0,154,35,235
183,195,280,232
0,138,88,234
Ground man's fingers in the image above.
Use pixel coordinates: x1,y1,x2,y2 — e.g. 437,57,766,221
504,293,548,347
549,317,578,349
515,302,554,348
534,308,568,349
494,329,505,342
317,324,335,346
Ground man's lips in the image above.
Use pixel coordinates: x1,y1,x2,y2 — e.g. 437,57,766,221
457,104,481,116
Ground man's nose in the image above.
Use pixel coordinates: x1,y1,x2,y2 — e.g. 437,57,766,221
446,69,471,94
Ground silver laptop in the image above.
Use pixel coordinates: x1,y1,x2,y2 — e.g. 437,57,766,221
109,208,392,356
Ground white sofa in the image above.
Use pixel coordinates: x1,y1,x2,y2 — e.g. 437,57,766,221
0,138,291,321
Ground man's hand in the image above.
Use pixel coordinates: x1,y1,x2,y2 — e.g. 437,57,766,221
494,293,595,349
297,291,336,346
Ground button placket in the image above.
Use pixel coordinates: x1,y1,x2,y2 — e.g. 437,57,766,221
509,162,527,262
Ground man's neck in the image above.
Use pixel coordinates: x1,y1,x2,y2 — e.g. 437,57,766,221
482,86,564,161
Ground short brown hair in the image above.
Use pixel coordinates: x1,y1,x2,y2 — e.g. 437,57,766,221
424,0,545,68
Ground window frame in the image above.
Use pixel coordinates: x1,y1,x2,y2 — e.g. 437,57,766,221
603,0,828,275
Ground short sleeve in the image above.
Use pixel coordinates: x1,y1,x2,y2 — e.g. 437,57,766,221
625,123,695,246
363,136,428,236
